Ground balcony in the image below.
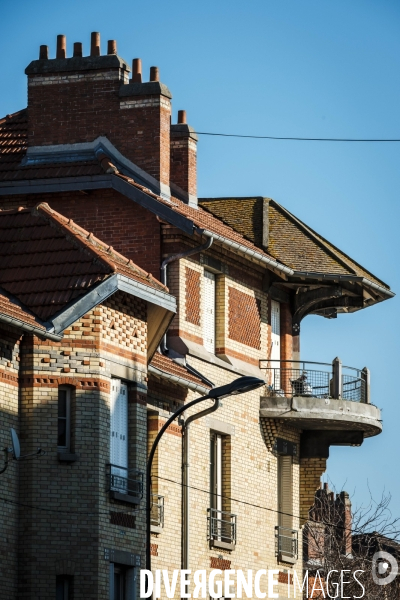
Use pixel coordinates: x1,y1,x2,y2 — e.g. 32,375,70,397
207,508,237,551
106,463,144,505
151,494,164,534
275,526,298,563
260,358,382,457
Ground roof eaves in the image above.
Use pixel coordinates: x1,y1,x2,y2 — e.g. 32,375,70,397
148,364,210,395
271,199,391,290
50,273,176,335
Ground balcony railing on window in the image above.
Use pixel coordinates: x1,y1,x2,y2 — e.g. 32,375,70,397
151,494,164,528
207,508,237,546
260,358,370,403
106,463,144,502
275,525,298,560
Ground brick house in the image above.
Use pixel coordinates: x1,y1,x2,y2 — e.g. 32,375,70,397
0,32,393,599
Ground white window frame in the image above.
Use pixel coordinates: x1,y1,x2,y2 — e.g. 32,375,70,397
203,270,216,354
57,386,71,452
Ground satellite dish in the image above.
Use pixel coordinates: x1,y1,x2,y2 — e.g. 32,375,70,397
10,428,20,460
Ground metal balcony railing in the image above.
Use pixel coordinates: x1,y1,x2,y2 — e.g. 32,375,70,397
260,358,370,403
207,508,237,546
106,463,144,501
275,525,298,560
151,494,164,528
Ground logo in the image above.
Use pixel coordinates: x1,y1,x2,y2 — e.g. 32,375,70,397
372,551,398,586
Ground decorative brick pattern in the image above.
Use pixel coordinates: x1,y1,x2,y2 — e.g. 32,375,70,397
185,267,201,326
110,512,136,529
278,571,293,584
150,543,158,557
210,557,231,570
228,287,261,349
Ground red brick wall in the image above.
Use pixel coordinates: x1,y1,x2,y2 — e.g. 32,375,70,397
170,137,197,197
280,302,293,362
0,190,161,278
27,71,170,186
228,287,261,349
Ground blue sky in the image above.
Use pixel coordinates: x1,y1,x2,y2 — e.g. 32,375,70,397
1,0,399,513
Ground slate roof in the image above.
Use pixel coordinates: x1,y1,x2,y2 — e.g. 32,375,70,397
150,352,211,389
0,203,166,321
0,110,103,181
199,197,390,290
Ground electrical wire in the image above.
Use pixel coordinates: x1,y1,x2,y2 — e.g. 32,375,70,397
194,131,400,142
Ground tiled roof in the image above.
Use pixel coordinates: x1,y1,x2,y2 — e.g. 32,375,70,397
198,197,390,290
150,352,211,389
0,288,46,331
115,175,280,264
0,110,103,181
0,203,166,321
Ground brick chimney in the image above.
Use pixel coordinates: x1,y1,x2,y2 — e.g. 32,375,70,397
170,109,198,206
25,33,172,195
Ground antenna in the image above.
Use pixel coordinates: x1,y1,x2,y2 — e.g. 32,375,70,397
0,429,44,475
10,428,20,460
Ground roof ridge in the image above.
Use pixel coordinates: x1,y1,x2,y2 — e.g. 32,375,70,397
270,199,390,289
34,202,168,291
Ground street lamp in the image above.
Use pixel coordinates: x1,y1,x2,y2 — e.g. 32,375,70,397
145,376,265,572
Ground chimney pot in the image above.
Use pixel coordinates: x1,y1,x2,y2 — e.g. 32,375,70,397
39,45,49,60
132,58,142,83
178,110,187,124
91,32,101,57
150,66,159,82
324,482,329,491
73,42,83,58
56,35,66,59
107,40,117,55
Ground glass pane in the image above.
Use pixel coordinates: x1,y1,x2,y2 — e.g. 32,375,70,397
58,419,67,448
58,391,67,418
114,570,124,600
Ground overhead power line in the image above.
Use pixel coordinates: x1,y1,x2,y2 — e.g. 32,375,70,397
195,131,400,142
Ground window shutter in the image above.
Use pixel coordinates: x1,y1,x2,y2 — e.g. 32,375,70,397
203,271,216,353
110,380,128,481
270,300,281,389
278,455,293,529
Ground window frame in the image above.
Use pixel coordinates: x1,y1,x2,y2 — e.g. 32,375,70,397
57,386,72,452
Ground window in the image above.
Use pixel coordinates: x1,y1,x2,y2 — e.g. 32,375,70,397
58,387,71,451
209,432,236,548
278,454,293,529
110,380,129,493
203,270,216,353
56,575,72,600
110,564,136,600
270,300,281,390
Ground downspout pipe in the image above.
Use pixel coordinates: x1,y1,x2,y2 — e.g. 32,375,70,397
160,228,213,354
182,398,220,570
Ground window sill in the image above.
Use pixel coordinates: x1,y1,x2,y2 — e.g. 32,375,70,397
110,491,141,505
151,525,163,534
278,553,297,565
210,539,235,551
58,452,79,462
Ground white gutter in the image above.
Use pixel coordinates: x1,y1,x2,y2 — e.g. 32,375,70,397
200,229,294,277
148,365,210,395
0,312,63,341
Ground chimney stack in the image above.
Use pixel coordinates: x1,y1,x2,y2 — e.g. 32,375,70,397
90,32,100,56
131,59,142,83
56,35,66,59
170,109,198,205
39,45,48,60
107,40,117,55
73,42,83,58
